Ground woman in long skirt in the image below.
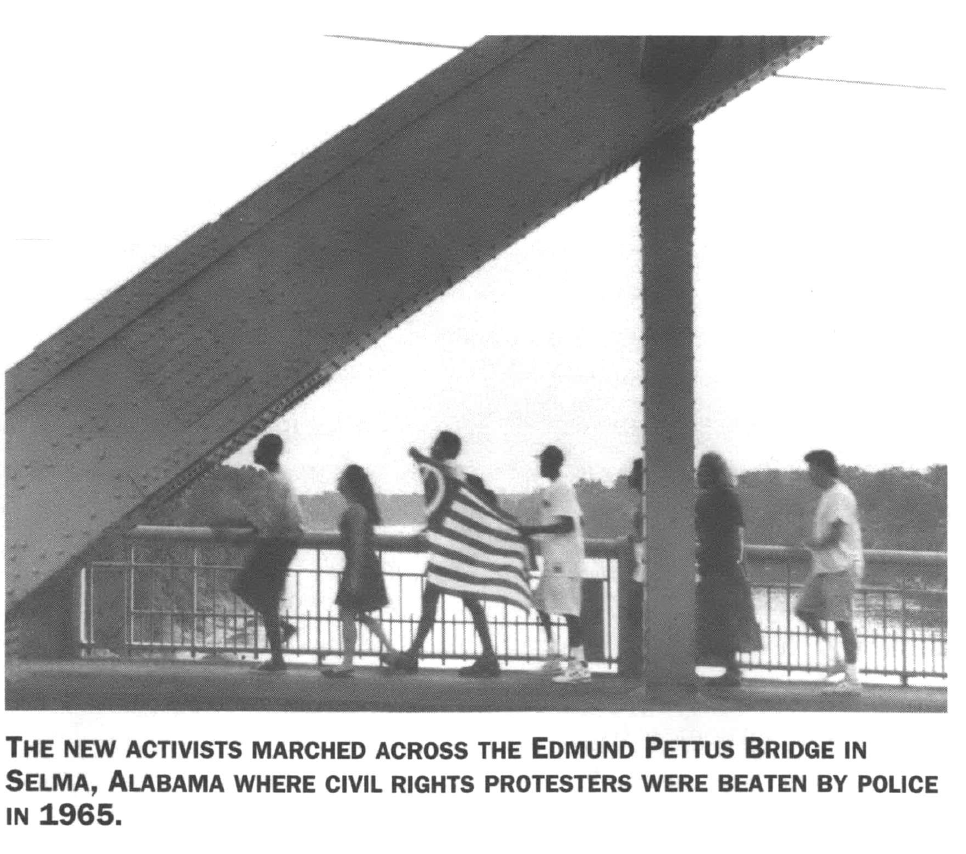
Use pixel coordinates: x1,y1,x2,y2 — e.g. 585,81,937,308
327,464,398,676
695,452,762,686
230,433,304,672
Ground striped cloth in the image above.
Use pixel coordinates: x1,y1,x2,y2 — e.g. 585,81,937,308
413,451,534,612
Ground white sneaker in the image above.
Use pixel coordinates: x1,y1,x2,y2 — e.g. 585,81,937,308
826,660,847,679
823,677,861,695
553,660,591,684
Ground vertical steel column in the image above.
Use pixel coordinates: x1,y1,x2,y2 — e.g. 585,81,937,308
640,126,697,691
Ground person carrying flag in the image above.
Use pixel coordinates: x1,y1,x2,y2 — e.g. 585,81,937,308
385,431,527,677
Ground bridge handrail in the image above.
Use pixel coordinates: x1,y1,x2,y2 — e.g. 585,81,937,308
128,525,947,571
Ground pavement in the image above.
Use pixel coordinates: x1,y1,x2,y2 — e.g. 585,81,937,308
4,658,947,713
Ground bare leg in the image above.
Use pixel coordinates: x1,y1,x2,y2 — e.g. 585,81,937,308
564,614,584,661
407,583,442,656
834,620,858,665
360,614,397,654
260,609,286,670
339,608,357,667
537,610,555,646
796,610,828,639
463,596,495,658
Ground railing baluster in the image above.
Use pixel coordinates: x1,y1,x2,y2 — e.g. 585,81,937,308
192,546,199,659
108,527,945,683
316,547,323,666
900,578,908,686
785,555,793,678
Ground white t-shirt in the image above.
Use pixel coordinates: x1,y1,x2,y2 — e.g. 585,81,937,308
537,478,585,578
246,467,305,537
811,480,864,576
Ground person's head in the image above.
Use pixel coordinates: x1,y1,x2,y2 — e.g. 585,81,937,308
696,452,734,490
804,449,838,488
538,445,565,479
628,458,643,493
430,430,461,461
253,433,283,471
337,464,382,525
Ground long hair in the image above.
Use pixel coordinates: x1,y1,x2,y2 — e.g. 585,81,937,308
339,464,382,525
697,452,735,489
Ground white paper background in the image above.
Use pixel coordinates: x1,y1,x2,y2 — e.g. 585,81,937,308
2,2,961,849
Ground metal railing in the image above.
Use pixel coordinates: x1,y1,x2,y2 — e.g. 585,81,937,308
78,527,946,683
738,545,946,683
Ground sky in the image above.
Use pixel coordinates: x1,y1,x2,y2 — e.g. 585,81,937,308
1,8,955,497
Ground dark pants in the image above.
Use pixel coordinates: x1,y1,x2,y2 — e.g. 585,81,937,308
407,581,495,658
231,538,299,662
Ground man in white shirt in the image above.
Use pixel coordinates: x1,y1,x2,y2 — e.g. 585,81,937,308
520,445,589,684
795,449,865,694
230,433,304,672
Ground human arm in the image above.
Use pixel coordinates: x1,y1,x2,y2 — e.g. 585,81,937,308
223,477,272,536
804,519,845,551
519,515,575,537
520,481,580,537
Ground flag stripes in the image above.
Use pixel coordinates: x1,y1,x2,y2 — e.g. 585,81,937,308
428,532,525,569
414,451,534,612
441,516,528,557
450,500,520,538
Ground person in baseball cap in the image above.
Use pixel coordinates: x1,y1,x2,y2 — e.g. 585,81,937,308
519,445,590,683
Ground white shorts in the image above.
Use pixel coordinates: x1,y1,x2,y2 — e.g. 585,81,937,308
533,573,582,616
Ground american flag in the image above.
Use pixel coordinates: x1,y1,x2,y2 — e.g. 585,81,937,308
413,451,534,612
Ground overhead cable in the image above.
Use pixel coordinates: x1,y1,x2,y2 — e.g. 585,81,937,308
774,73,945,92
326,34,469,50
327,36,946,92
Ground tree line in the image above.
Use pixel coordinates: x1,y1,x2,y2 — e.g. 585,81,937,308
140,463,946,552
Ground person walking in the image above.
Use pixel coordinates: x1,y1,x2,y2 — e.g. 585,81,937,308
385,431,502,677
616,458,645,677
694,452,761,687
520,445,590,684
230,433,304,672
327,465,399,676
795,449,865,694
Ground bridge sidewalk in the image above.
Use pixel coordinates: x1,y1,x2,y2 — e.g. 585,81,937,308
4,659,946,713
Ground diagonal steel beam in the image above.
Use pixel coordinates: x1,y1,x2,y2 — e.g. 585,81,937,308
6,36,822,610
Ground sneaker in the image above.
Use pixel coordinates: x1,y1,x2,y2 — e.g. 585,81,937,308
459,655,501,678
540,656,566,675
552,660,591,684
825,660,847,679
325,664,355,678
823,678,861,695
256,659,287,673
